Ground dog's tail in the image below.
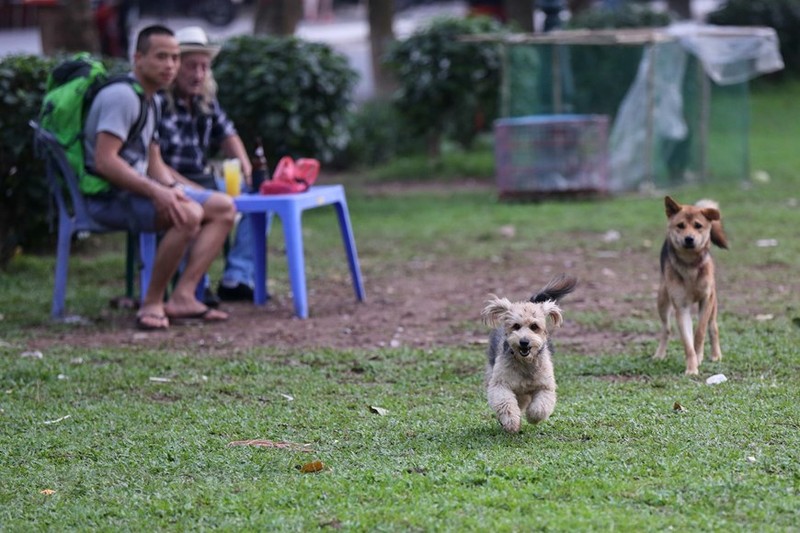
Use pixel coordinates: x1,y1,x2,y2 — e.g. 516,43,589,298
695,199,729,250
531,274,578,304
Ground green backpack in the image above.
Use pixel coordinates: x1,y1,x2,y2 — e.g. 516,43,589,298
39,53,149,195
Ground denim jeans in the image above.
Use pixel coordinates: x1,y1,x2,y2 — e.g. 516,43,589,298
221,211,255,288
218,176,255,288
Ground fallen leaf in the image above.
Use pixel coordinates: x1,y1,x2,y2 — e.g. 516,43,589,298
227,439,313,452
39,489,56,495
298,460,325,473
369,406,389,416
673,401,686,412
43,415,71,425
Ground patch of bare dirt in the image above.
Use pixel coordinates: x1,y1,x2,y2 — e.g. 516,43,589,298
22,182,795,358
25,248,660,358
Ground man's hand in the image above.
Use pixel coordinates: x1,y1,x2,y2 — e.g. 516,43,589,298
152,182,191,226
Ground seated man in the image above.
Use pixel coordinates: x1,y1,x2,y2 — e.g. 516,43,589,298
157,26,257,303
83,24,235,330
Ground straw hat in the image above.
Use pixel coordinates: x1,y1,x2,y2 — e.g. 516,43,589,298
175,26,220,58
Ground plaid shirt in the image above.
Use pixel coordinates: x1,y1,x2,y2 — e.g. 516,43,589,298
156,92,238,176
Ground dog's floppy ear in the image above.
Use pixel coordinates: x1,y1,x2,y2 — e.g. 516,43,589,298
482,295,512,327
664,196,682,218
541,301,564,329
699,207,729,249
700,206,720,222
695,200,728,249
710,220,729,249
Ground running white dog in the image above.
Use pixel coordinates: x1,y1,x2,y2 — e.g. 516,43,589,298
481,275,577,433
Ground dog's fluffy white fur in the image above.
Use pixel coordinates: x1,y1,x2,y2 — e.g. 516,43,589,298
481,275,577,433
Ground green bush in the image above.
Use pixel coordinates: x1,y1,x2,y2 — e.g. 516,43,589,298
707,0,800,79
0,54,132,269
213,35,358,165
338,98,424,168
0,54,54,268
385,16,506,156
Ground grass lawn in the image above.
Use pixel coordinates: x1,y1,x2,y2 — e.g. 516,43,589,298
1,81,799,531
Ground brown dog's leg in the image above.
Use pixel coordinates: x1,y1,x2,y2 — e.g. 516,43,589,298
695,294,716,365
675,306,699,375
707,296,722,362
654,284,671,360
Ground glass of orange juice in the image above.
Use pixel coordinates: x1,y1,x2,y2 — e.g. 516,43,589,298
222,158,242,196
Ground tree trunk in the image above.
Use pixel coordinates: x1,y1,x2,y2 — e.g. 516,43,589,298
253,0,302,36
368,0,396,97
39,0,98,56
667,0,692,19
568,0,592,18
505,0,534,33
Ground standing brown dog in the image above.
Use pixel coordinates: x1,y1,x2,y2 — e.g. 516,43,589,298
653,196,728,375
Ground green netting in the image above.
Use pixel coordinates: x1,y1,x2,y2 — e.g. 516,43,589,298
495,28,775,193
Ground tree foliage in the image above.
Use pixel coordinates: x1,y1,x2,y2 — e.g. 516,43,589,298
213,35,358,165
385,16,506,156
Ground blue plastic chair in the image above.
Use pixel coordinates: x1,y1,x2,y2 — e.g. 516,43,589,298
30,121,156,320
234,185,365,319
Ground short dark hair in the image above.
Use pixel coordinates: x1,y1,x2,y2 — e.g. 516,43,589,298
136,25,174,54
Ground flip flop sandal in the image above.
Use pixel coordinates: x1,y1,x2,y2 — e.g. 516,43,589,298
166,307,228,322
135,312,169,331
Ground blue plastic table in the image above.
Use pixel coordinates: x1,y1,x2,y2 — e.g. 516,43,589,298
233,185,366,319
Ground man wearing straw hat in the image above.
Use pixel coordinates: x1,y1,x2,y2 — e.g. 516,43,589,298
157,26,258,304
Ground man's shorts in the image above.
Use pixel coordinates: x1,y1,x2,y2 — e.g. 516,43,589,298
86,186,213,233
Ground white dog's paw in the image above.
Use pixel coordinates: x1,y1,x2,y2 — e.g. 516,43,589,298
526,407,551,424
526,393,556,424
497,413,521,433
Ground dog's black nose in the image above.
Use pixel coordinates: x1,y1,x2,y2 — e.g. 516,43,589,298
684,236,695,248
518,339,532,356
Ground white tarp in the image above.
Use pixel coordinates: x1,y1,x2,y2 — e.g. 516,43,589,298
609,23,784,191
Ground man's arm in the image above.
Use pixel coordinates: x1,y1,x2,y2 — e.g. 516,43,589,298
146,142,193,226
147,141,182,188
94,132,163,197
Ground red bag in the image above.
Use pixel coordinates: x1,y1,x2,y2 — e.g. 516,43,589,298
259,156,320,195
